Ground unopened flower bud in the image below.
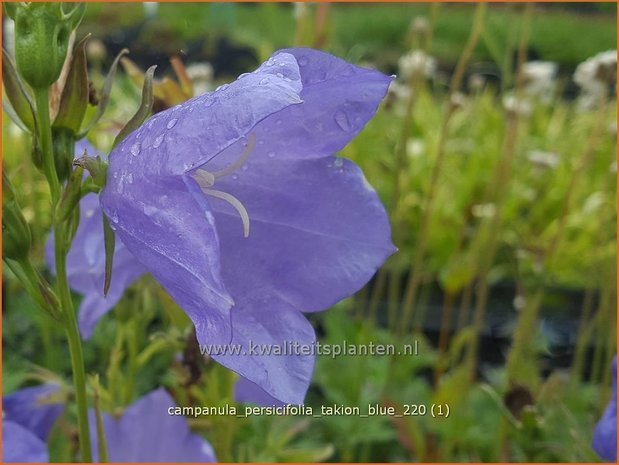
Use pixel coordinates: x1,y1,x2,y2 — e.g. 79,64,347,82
14,3,84,89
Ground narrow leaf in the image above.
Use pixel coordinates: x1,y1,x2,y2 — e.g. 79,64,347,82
53,35,90,133
112,65,156,148
2,99,30,133
102,214,116,297
2,48,35,131
77,48,129,138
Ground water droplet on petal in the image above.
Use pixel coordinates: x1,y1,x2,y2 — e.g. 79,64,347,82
259,77,270,85
130,142,141,156
232,174,238,180
167,118,178,129
334,110,351,132
153,134,164,148
126,173,133,184
276,72,283,78
298,56,309,67
183,162,194,171
204,99,215,108
112,171,119,179
334,158,344,168
268,152,275,158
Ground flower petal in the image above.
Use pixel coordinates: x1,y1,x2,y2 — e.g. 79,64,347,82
3,384,63,441
206,155,395,312
2,421,48,463
109,52,303,178
234,377,286,407
204,48,392,169
210,291,316,405
101,175,233,345
90,389,216,462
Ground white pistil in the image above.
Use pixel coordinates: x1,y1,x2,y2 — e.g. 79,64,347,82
193,134,256,238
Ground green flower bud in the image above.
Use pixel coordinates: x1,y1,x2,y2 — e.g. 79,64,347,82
14,3,85,89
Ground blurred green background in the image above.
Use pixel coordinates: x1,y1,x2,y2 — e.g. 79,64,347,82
3,2,617,463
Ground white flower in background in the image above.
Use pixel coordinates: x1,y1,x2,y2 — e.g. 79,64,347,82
186,62,215,96
387,80,411,101
521,61,558,102
526,150,559,170
472,203,497,218
143,2,159,20
503,93,532,118
406,138,425,159
574,50,617,109
398,50,436,81
468,73,486,92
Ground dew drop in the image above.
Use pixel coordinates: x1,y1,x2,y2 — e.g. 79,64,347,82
204,99,215,108
232,174,238,180
153,134,164,148
183,162,194,171
167,118,178,129
334,158,344,168
130,142,141,156
259,77,270,85
276,72,283,78
112,171,119,179
126,173,133,184
267,151,275,158
298,56,309,67
334,110,351,132
241,164,249,171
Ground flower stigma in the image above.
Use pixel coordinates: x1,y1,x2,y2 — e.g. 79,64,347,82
193,133,256,238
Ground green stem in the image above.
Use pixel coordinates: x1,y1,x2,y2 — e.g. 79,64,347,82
33,87,60,203
54,225,92,462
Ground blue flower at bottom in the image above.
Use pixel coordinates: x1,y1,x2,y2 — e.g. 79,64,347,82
593,356,617,462
2,384,63,463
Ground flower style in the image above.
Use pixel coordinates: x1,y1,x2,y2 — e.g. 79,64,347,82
592,356,617,462
90,389,216,462
2,384,63,463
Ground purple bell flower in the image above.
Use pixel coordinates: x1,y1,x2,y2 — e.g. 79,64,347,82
90,389,216,462
53,48,394,405
100,48,395,404
593,356,617,462
2,384,63,463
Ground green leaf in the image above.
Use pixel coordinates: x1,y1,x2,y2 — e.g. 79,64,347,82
53,35,90,133
77,47,129,138
2,48,35,131
102,214,116,297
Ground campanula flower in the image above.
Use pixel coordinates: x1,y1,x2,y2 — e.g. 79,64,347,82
90,389,216,462
2,384,63,463
99,48,395,404
46,140,146,338
592,356,617,462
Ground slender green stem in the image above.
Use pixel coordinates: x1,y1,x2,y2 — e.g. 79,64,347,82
399,3,486,335
54,225,93,463
33,87,60,204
